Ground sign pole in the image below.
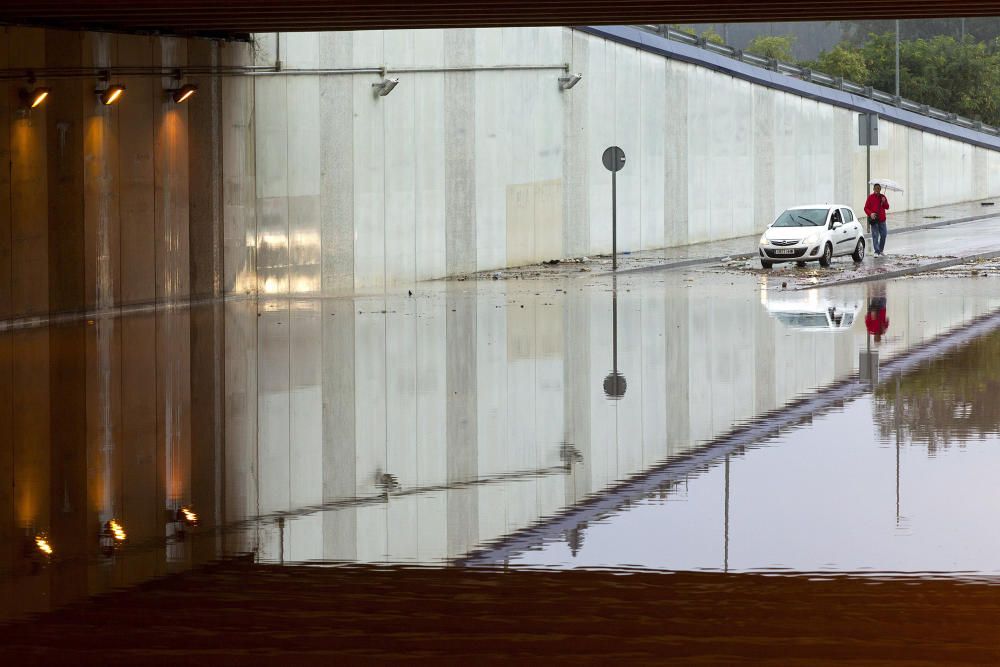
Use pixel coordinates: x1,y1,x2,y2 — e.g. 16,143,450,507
602,146,626,272
612,168,617,271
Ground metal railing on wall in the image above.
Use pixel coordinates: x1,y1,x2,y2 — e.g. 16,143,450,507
636,24,1000,138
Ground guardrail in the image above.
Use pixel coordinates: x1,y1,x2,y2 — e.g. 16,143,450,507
636,24,1000,137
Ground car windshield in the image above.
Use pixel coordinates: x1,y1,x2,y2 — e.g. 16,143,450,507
772,208,828,227
773,312,831,328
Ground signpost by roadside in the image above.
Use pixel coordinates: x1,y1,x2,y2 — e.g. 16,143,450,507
859,113,879,201
602,146,626,271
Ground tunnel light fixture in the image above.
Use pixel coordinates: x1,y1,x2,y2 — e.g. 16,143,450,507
558,73,583,90
372,76,399,97
20,86,51,109
170,83,198,104
97,84,126,106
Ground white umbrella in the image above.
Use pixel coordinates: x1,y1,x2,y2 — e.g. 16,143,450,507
869,178,904,192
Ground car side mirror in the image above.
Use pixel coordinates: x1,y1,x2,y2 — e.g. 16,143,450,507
832,221,843,229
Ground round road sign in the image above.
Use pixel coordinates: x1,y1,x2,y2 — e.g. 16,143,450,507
602,146,626,172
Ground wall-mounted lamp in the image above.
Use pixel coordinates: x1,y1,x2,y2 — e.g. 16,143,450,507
169,83,198,104
559,73,583,90
20,86,51,110
372,76,399,97
97,84,126,106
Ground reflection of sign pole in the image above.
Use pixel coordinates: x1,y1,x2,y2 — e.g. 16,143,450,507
602,146,626,271
860,333,879,386
603,274,627,399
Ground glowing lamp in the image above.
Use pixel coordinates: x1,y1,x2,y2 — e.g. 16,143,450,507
171,83,198,104
98,84,125,106
21,87,51,109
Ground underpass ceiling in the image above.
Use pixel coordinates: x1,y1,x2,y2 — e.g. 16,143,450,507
2,1,1000,38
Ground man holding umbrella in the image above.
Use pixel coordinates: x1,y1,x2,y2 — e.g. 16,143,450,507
865,179,901,257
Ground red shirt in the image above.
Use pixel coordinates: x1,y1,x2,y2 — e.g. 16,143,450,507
864,193,890,222
865,308,889,336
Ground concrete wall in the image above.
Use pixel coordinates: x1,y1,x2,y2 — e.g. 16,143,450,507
0,27,255,323
256,27,1000,294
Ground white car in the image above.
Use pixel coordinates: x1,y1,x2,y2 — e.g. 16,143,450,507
758,205,866,269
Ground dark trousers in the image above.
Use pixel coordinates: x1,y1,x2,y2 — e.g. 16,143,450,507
871,220,888,254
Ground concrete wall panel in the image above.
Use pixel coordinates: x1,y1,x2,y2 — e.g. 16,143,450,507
0,31,10,320
318,32,354,293
9,29,48,317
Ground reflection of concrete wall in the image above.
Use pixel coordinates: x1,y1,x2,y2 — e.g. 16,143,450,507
0,305,214,620
241,279,1000,564
259,27,1000,293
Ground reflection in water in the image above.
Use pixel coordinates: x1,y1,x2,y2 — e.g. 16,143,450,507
4,273,1000,623
875,329,1000,451
861,282,888,385
602,275,627,400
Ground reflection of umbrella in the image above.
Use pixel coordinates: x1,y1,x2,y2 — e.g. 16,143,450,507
869,178,904,192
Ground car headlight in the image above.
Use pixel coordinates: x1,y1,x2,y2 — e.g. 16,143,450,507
759,236,768,246
805,232,820,245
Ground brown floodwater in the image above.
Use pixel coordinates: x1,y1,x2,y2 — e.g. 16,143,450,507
4,271,1000,659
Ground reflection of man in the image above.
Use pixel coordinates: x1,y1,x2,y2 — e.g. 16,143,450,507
866,294,889,343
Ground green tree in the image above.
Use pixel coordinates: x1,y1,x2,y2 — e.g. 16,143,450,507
745,34,796,61
701,29,725,45
859,33,1000,125
801,42,870,82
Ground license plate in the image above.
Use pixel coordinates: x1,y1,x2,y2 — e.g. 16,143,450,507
774,248,796,255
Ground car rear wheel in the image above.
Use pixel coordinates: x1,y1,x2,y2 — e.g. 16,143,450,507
818,243,833,268
760,259,773,269
852,238,865,262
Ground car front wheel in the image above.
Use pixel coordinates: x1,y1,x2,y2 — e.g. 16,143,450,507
852,238,865,262
818,243,833,268
760,259,773,269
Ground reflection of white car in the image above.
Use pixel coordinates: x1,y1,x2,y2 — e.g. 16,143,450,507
761,288,862,332
758,205,866,269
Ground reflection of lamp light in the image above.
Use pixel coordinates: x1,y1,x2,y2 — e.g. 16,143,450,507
170,83,198,103
178,506,199,527
100,519,127,557
98,84,126,106
376,471,400,495
108,519,126,541
559,443,583,467
35,535,53,556
372,77,399,97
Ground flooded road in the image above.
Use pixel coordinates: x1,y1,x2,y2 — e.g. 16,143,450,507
4,270,1000,657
